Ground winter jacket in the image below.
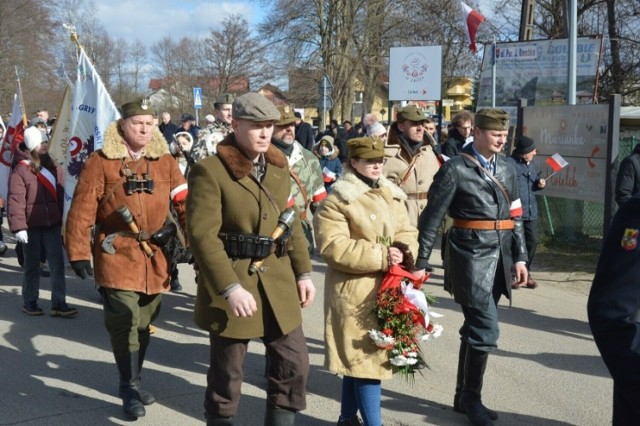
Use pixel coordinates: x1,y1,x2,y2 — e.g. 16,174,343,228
383,122,440,228
509,155,543,221
188,135,311,338
65,122,188,295
312,139,343,193
417,144,528,309
615,143,640,206
7,150,64,232
441,127,467,158
313,168,418,380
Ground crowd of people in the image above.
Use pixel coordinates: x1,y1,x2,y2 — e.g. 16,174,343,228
0,93,576,426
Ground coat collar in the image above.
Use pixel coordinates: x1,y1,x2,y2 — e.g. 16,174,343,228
101,121,169,160
330,165,407,204
215,134,288,179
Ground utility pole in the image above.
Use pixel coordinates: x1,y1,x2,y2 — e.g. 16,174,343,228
519,0,536,41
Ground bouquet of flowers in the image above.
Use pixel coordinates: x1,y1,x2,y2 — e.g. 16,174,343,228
369,254,443,380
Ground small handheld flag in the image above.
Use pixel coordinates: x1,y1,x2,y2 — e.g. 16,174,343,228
545,153,569,177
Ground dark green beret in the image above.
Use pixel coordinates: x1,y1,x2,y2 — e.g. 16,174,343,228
275,105,297,126
475,108,510,131
348,137,385,160
397,104,426,122
215,93,234,105
120,98,153,118
232,92,280,122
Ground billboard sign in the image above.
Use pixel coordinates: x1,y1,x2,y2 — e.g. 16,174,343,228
478,36,602,119
389,46,442,101
523,103,612,203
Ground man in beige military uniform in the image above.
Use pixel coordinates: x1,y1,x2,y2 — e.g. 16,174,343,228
191,93,234,161
383,104,441,227
188,92,315,425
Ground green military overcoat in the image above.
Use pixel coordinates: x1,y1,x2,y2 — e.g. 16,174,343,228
188,134,312,339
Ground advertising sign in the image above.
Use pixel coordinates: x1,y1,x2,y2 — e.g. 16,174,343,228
389,46,442,101
478,36,602,119
523,103,612,203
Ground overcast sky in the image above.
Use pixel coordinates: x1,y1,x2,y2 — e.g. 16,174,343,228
94,0,264,47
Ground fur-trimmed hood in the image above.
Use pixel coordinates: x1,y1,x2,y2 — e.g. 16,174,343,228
330,165,407,204
312,138,340,161
101,121,169,159
215,133,288,179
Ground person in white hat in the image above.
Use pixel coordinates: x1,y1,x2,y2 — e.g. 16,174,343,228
7,126,77,317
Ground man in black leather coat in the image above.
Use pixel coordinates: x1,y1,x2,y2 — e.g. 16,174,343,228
415,108,528,426
588,193,640,425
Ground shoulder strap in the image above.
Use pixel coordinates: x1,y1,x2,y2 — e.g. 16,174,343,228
249,174,281,216
461,152,512,205
398,154,420,187
289,167,310,208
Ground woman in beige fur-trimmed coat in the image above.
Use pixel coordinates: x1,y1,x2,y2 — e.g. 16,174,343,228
313,136,418,426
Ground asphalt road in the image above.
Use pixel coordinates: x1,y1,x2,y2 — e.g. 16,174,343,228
0,232,611,425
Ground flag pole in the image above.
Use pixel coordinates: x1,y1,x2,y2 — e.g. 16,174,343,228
14,67,28,127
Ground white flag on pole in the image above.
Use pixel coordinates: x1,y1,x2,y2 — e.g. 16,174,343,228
63,49,120,221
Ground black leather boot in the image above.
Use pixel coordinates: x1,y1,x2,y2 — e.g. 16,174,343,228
453,340,467,413
114,352,146,418
206,413,234,425
265,404,295,426
337,416,364,425
454,341,498,420
135,344,156,405
459,347,495,426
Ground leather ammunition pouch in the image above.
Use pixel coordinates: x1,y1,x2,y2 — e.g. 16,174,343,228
219,232,289,259
151,222,177,246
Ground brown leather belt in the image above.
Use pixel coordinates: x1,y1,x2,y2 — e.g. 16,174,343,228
406,192,428,200
453,219,515,230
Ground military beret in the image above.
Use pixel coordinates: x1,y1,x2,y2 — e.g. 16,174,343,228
397,104,426,122
120,98,153,119
232,92,280,122
475,108,510,131
348,137,385,160
215,93,234,105
275,105,297,126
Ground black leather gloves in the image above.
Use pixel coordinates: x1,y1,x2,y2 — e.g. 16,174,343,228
71,260,94,279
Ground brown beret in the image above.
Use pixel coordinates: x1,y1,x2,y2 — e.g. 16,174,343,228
348,137,385,160
475,108,510,131
397,104,426,122
232,92,280,122
275,105,297,126
120,98,153,118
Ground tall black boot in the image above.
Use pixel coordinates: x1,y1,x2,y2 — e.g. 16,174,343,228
135,344,156,405
459,347,495,426
265,403,295,426
453,340,467,413
114,352,146,418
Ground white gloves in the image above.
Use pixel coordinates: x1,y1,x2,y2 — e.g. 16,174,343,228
15,230,28,244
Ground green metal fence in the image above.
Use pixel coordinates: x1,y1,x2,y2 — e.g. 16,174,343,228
536,136,640,244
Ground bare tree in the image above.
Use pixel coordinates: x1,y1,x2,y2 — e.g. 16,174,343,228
201,14,270,99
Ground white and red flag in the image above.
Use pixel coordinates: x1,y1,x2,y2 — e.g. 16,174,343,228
322,166,337,183
460,1,485,53
510,198,523,218
546,153,569,173
62,48,120,221
0,95,26,201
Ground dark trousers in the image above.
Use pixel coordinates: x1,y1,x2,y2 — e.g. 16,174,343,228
459,268,505,352
205,326,309,418
613,381,640,425
100,288,162,355
523,219,538,270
